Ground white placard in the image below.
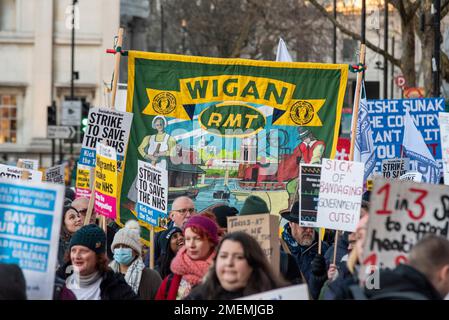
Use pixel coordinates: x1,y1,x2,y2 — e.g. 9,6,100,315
381,158,409,179
0,178,64,299
0,164,43,182
399,171,423,182
136,160,169,228
44,164,66,184
439,112,449,185
316,159,364,232
61,100,81,126
18,159,39,171
237,284,309,300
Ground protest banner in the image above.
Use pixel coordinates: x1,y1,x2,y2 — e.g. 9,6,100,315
366,98,444,177
299,164,321,227
79,107,133,167
136,160,168,228
0,178,64,299
18,159,39,171
94,144,118,219
439,112,449,185
316,159,364,232
119,51,348,242
227,214,279,274
399,171,423,182
381,158,409,179
363,177,449,274
237,284,309,300
0,164,42,182
44,164,66,184
75,163,92,198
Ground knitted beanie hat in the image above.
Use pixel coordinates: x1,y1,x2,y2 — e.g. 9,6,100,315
111,220,142,254
69,224,106,254
211,205,238,229
239,195,269,216
184,215,219,245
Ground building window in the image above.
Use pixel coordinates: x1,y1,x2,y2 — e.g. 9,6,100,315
342,38,357,62
0,94,17,143
0,0,16,31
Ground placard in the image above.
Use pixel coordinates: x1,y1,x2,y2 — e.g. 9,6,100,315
0,164,43,182
75,164,92,198
18,159,39,171
439,112,449,185
136,160,168,228
44,164,66,185
237,284,309,300
316,159,364,232
399,171,423,182
299,164,321,227
79,107,133,167
94,144,118,219
381,158,409,179
0,179,64,299
227,214,280,274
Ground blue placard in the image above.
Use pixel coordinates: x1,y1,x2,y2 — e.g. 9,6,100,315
137,203,168,228
366,98,444,175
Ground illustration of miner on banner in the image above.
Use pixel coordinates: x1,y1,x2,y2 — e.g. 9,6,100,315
124,115,177,211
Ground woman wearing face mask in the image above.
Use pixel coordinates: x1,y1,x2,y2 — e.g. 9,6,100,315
109,220,162,299
54,224,138,300
58,201,83,268
155,215,219,300
155,227,185,279
186,231,287,300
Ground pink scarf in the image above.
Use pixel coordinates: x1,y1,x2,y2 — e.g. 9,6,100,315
170,246,215,287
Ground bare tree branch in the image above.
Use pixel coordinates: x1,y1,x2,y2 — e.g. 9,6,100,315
307,0,401,67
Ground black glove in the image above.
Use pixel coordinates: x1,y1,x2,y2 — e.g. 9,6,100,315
311,254,327,277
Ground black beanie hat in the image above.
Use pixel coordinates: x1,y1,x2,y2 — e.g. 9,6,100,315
69,224,106,254
212,205,238,229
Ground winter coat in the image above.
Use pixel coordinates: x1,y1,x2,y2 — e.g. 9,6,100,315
184,284,245,300
54,263,139,300
152,220,175,265
138,268,162,300
321,261,357,300
364,264,442,300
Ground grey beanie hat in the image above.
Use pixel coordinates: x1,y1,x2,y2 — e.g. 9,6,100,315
111,220,142,254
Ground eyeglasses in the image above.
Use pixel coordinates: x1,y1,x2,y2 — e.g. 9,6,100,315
172,208,195,215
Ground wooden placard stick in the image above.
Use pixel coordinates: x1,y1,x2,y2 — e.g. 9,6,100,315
333,230,339,265
149,225,155,269
84,167,95,225
110,28,124,109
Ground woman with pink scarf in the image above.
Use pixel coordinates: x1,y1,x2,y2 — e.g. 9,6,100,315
155,215,219,300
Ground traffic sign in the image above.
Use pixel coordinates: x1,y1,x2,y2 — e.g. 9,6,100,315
395,75,406,88
47,126,76,139
62,100,81,126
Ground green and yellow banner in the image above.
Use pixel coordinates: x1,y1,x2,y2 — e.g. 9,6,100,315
118,51,348,243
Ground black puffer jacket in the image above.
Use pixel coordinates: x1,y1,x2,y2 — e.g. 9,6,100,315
54,263,139,300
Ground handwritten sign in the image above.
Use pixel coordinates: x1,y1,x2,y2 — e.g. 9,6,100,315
75,164,92,198
0,178,64,299
136,160,168,228
79,107,133,167
0,164,42,182
94,144,118,219
316,159,364,232
363,177,449,273
381,158,409,179
299,164,321,227
237,284,309,300
439,112,449,185
44,164,66,184
227,214,279,274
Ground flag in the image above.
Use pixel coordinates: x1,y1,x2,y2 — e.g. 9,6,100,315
276,38,293,62
402,110,439,184
353,81,376,181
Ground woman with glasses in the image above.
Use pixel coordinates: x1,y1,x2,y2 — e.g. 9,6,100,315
58,200,83,268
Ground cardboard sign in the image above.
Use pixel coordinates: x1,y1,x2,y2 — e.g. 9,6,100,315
0,178,64,299
439,112,449,185
363,177,449,273
299,164,321,227
94,144,118,219
0,164,42,182
79,107,133,167
136,160,169,228
316,159,364,232
399,171,423,182
44,164,66,184
227,214,280,274
381,158,409,179
237,284,309,300
18,159,39,171
75,163,92,198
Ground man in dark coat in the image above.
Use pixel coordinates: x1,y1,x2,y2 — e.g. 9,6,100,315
364,235,449,300
280,201,329,298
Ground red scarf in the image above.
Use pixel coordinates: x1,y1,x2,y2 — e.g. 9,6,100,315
170,246,215,287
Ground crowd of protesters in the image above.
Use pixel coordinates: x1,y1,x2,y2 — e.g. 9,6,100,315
2,189,449,301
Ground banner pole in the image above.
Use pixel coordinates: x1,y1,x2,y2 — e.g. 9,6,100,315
149,225,155,269
349,44,366,161
111,28,124,109
332,230,339,265
84,167,95,225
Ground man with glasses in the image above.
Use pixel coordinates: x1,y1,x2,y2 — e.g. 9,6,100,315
153,196,196,264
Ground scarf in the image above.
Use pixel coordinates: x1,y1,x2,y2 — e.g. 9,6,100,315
66,271,102,300
109,257,145,294
170,246,215,297
282,223,301,255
